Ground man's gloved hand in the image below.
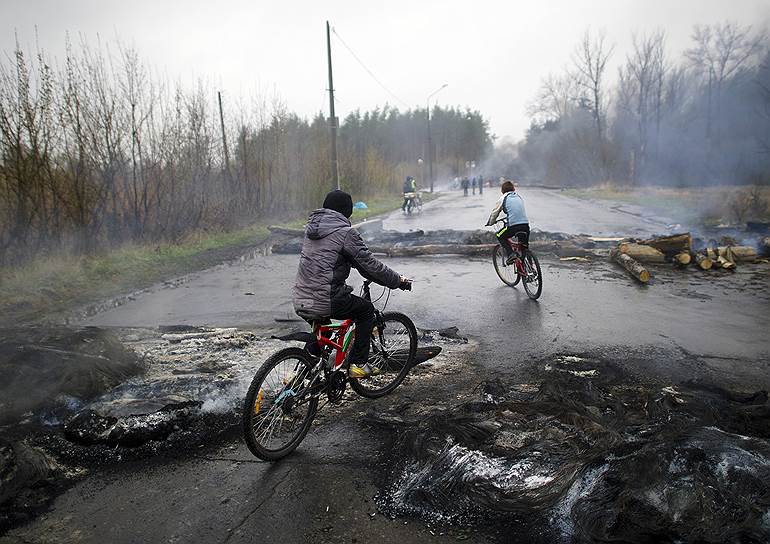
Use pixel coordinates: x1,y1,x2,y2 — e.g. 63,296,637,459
398,276,412,291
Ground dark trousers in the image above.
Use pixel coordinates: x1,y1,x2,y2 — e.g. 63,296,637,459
496,223,530,256
330,294,375,365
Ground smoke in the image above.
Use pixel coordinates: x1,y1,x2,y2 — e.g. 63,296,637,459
494,23,770,188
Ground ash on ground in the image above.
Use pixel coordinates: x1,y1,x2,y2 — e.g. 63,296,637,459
371,353,770,543
0,323,466,533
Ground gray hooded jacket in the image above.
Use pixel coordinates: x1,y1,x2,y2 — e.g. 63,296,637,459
292,208,401,319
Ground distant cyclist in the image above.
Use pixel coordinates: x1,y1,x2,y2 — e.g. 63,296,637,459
401,176,417,212
485,180,529,264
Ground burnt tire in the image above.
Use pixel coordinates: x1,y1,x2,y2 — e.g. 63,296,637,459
242,347,318,461
349,312,417,399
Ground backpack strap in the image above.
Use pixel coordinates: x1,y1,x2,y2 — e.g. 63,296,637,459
502,192,514,220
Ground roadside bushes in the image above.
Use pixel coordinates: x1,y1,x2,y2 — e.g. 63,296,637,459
0,38,491,267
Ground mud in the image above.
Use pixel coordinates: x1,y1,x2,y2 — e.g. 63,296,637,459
372,353,770,543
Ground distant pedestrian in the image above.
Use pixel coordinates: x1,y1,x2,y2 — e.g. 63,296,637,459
478,175,483,195
472,177,477,195
461,177,469,196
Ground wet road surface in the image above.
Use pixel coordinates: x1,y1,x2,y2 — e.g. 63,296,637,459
6,189,770,543
381,186,675,237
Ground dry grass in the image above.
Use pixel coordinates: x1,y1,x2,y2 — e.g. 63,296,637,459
0,224,270,325
564,184,770,226
0,193,438,325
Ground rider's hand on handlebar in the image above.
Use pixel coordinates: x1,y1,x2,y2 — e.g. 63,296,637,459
398,276,412,291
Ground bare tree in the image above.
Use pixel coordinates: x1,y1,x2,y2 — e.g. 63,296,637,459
685,22,763,147
573,29,615,143
617,31,667,181
526,73,579,123
754,48,770,155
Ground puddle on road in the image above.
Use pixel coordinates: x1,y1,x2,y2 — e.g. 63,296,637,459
372,354,770,542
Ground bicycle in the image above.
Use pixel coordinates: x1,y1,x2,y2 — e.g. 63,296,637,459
242,279,417,461
491,221,543,300
402,191,422,215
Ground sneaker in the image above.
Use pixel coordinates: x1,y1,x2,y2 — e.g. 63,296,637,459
349,363,381,379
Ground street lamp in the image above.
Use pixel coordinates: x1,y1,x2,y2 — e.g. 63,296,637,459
426,83,448,193
417,157,424,189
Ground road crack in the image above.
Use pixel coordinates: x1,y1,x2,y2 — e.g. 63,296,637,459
222,469,293,543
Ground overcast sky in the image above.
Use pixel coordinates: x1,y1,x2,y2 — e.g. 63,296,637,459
2,0,768,140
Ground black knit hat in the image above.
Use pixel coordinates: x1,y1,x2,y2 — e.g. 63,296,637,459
322,190,353,218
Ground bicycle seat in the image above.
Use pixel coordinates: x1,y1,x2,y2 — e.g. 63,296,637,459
310,318,331,327
271,331,316,343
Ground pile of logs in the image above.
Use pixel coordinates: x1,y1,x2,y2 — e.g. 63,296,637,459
612,232,761,284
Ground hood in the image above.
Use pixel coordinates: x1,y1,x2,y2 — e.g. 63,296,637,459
305,208,351,240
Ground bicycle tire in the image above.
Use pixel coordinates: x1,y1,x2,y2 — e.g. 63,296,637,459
522,250,543,300
492,245,520,287
242,347,318,461
349,312,417,399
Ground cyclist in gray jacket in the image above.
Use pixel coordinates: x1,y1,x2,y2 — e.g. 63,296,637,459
486,180,530,264
293,190,411,378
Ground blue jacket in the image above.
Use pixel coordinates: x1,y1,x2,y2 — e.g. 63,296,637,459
486,191,529,227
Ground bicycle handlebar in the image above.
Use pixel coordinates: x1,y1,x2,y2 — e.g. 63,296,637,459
362,278,412,290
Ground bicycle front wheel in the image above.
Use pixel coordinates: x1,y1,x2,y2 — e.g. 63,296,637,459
493,245,520,287
522,250,543,300
242,347,319,461
349,312,417,399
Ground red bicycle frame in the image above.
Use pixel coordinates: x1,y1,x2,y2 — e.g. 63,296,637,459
314,320,355,370
506,238,528,276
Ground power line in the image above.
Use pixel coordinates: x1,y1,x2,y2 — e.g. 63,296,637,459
331,26,411,109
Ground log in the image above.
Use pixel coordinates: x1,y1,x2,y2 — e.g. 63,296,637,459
673,252,691,267
617,242,666,263
552,243,591,258
717,255,736,270
717,246,757,263
267,225,304,237
369,244,497,257
694,253,713,270
641,233,691,255
611,249,650,283
589,236,626,243
352,219,383,234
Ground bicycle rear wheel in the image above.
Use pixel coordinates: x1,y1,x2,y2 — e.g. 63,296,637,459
522,250,543,300
493,245,520,287
242,347,319,461
349,312,417,399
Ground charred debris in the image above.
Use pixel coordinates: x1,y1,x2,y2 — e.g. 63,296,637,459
269,221,770,286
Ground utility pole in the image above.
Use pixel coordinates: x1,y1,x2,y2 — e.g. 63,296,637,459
427,109,433,193
326,21,340,190
218,91,231,180
426,84,448,193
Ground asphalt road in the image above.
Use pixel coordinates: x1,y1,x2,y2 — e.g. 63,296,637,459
5,188,770,544
381,186,675,236
82,188,769,368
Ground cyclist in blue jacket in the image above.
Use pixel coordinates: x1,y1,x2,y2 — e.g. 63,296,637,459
485,180,530,264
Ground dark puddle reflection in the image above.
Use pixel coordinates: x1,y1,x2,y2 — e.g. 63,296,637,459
369,356,770,543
